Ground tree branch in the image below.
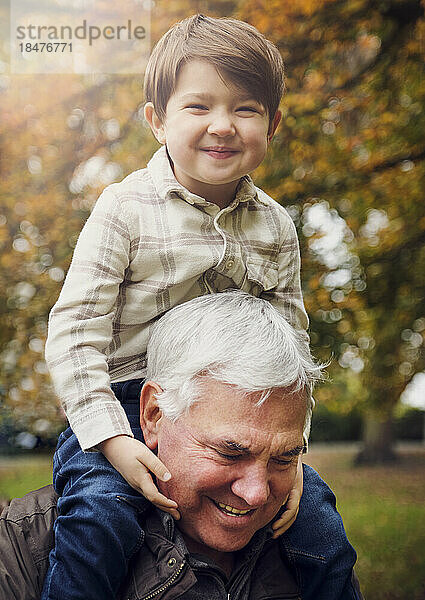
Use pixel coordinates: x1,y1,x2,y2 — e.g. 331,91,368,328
360,228,425,266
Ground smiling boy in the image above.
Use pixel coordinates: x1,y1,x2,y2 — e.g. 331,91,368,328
42,14,311,600
144,59,281,207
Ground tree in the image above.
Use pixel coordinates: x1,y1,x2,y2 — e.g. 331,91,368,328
0,0,237,440
1,0,424,461
239,0,425,461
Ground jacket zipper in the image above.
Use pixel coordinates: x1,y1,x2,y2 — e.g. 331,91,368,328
191,565,229,599
139,561,186,600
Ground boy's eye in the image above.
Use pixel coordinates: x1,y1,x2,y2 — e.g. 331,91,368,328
186,104,208,111
237,106,258,113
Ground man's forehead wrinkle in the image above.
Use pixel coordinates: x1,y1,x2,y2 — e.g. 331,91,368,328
184,398,305,454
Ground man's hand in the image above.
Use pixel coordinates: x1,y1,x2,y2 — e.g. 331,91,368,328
272,454,303,539
99,435,180,520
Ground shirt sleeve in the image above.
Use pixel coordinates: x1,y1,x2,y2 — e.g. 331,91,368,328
261,213,309,344
260,212,313,445
45,187,134,451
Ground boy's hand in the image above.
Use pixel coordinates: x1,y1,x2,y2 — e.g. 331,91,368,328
272,454,303,539
98,435,180,520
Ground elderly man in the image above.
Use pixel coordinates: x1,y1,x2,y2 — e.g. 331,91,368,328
0,291,362,599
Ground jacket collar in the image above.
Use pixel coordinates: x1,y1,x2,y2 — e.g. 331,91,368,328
126,507,300,600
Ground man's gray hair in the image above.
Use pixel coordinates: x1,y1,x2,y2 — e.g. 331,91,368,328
146,290,323,432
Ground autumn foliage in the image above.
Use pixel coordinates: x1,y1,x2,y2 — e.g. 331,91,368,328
0,0,424,457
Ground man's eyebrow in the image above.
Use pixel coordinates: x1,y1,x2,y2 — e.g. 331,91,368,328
217,440,304,458
278,445,304,458
219,440,250,453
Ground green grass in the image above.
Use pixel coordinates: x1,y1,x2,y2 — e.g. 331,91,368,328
306,445,425,600
0,454,53,499
1,445,424,599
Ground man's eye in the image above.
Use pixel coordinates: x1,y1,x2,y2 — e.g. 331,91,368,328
216,451,240,461
272,458,294,467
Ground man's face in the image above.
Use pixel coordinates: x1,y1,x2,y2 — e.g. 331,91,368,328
144,379,305,556
144,59,281,207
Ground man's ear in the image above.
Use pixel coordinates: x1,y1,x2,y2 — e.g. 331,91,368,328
140,380,164,451
144,102,166,144
267,109,282,142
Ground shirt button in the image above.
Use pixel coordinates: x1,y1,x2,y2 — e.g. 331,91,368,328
226,259,234,270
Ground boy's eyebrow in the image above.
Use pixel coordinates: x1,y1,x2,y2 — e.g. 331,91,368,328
181,92,213,100
180,92,260,103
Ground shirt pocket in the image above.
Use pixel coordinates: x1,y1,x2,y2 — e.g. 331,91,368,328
244,256,279,293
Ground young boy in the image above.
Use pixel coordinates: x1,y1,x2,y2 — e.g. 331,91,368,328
43,14,314,600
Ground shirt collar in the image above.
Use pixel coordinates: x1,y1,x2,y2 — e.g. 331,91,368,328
147,145,264,209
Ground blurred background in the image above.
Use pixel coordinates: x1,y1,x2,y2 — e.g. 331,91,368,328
0,1,424,598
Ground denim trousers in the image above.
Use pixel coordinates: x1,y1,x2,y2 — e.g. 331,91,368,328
41,378,149,600
41,379,359,600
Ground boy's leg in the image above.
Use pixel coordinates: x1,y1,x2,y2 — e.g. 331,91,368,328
42,379,147,600
282,464,360,600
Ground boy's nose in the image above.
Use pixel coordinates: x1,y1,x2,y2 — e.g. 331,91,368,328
207,113,236,137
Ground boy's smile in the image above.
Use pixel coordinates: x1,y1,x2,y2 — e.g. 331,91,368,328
145,60,281,207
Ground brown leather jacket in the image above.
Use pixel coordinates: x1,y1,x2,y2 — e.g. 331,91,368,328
0,486,57,599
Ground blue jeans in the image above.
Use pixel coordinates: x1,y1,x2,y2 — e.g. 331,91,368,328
41,379,149,600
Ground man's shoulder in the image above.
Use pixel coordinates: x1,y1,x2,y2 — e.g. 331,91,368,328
0,485,58,599
1,485,58,562
1,484,58,523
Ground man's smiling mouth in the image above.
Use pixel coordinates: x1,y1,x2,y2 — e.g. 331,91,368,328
213,500,253,517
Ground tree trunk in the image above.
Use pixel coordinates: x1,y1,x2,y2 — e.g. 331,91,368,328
355,415,397,464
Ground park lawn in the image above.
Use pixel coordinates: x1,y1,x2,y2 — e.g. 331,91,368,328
0,445,424,600
0,455,53,499
305,445,425,600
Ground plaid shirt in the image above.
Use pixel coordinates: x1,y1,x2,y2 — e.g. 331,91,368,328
45,146,309,450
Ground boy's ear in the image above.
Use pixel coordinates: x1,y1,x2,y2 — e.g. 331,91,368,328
267,109,282,142
140,380,164,450
144,102,166,145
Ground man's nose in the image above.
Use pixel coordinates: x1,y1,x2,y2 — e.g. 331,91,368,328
207,111,236,137
230,464,270,507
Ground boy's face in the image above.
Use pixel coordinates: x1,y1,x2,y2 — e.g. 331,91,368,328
145,60,281,207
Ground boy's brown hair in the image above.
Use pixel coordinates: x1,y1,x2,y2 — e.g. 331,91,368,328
144,14,284,130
